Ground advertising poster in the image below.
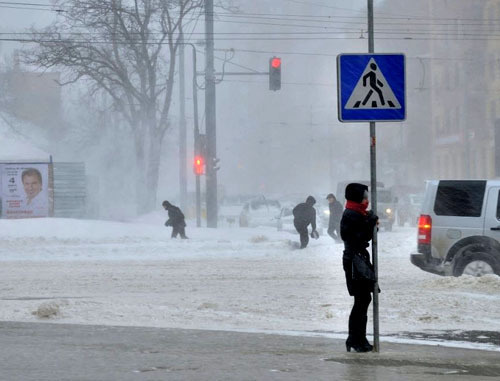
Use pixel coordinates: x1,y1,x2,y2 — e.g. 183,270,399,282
0,163,50,218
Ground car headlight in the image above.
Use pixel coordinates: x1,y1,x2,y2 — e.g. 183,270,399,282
385,208,392,214
324,210,330,216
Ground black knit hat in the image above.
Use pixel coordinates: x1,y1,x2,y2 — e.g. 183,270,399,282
345,183,368,203
306,195,316,205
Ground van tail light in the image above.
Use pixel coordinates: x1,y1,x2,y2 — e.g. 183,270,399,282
418,214,432,244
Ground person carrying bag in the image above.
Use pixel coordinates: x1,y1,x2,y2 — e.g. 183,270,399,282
352,252,376,285
340,183,379,353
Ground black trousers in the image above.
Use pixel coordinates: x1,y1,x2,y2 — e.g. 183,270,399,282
171,225,187,239
343,256,372,344
348,292,372,343
294,221,309,248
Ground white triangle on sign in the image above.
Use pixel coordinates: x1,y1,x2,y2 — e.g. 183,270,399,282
345,58,401,110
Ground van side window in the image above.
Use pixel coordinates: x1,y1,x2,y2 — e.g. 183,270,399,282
497,190,500,221
434,180,486,217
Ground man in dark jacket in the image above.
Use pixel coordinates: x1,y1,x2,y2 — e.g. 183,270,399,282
326,193,343,242
293,195,318,249
340,183,378,352
162,200,188,239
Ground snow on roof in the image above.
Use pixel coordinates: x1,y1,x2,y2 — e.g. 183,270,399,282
0,111,51,161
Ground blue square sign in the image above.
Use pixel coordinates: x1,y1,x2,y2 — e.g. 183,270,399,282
337,53,406,122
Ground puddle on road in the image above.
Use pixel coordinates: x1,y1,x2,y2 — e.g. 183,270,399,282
132,365,200,373
394,329,500,347
323,357,500,377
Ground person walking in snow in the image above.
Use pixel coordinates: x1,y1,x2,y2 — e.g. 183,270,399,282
326,193,343,242
340,183,378,352
162,200,188,239
292,196,318,249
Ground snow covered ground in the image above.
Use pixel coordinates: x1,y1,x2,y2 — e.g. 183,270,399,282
1,214,499,349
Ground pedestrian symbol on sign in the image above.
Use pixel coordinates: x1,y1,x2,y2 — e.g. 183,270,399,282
345,58,401,110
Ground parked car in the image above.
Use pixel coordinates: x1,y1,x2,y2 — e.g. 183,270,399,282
411,180,500,277
276,204,295,233
218,204,243,227
239,197,281,228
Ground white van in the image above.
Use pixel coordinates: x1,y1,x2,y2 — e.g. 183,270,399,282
411,180,500,277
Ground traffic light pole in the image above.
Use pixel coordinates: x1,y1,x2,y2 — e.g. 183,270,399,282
192,46,202,228
205,0,218,228
367,0,380,353
180,42,202,227
186,41,271,228
202,1,280,228
179,30,187,213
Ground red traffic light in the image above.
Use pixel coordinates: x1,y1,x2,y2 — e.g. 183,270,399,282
269,56,281,91
193,155,205,175
271,57,281,68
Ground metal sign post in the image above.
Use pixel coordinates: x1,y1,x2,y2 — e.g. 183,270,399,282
336,1,406,354
367,0,380,354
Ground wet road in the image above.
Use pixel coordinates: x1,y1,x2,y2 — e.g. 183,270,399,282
0,322,499,380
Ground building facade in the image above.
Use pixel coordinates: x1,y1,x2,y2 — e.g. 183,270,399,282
429,0,496,179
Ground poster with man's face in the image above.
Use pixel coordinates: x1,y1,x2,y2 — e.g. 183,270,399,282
0,163,50,218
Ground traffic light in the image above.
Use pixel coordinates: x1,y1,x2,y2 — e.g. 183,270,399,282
269,56,281,91
193,155,205,175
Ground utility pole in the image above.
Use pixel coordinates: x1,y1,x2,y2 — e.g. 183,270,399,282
179,29,187,212
367,0,380,353
205,0,218,228
190,45,202,228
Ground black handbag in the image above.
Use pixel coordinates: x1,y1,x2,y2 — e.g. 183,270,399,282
352,253,376,283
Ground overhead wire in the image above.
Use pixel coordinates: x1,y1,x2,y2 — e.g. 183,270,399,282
3,22,500,38
0,1,52,6
208,10,495,22
0,1,500,26
4,34,500,43
0,4,57,11
212,12,498,26
1,2,499,41
230,48,490,62
6,27,500,35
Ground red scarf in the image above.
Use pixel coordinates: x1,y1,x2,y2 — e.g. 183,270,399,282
346,200,368,215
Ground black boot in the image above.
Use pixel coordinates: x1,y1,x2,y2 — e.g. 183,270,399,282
346,336,370,352
347,316,370,353
360,316,373,351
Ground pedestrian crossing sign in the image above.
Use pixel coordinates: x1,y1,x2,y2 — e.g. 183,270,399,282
337,53,406,122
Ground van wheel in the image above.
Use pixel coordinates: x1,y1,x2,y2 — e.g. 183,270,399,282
453,252,499,277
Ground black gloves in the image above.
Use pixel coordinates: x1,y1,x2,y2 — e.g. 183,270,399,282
367,211,379,224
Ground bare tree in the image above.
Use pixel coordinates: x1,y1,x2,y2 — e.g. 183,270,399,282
24,0,203,213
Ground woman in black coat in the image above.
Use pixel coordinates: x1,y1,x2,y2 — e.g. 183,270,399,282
340,183,378,352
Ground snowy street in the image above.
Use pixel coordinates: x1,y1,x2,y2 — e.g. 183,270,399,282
1,215,499,350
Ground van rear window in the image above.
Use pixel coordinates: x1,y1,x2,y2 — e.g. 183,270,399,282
434,181,486,217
